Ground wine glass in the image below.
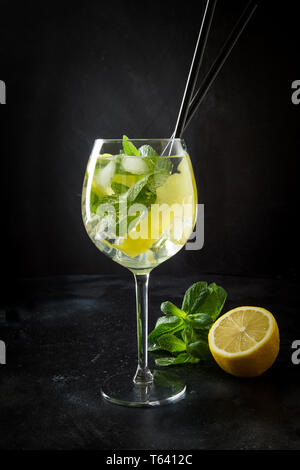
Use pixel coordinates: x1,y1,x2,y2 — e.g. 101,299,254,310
82,138,197,406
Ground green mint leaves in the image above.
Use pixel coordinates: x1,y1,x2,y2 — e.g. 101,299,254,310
182,282,227,321
138,144,159,158
90,136,174,239
148,281,227,366
122,135,140,156
110,182,129,194
122,136,173,174
148,315,184,344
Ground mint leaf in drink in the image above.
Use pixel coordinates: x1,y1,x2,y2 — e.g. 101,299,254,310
122,135,140,156
116,188,156,236
111,182,129,194
154,156,173,173
127,175,150,202
138,144,159,158
91,134,176,240
91,192,119,216
138,144,173,174
95,194,119,207
90,186,101,214
95,158,111,170
147,171,169,192
148,156,173,174
98,173,156,237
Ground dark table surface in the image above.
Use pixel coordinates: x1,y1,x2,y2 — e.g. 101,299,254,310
0,273,299,450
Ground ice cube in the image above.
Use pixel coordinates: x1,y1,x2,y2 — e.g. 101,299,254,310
121,156,149,175
94,160,116,192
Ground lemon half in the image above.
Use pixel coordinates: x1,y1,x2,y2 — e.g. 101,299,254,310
208,306,280,377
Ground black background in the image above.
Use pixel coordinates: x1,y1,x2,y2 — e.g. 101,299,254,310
1,1,300,453
1,0,299,281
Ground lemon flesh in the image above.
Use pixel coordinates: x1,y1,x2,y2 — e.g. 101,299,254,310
113,206,173,258
115,157,197,258
208,307,280,377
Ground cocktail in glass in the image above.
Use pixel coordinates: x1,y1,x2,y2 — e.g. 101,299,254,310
82,138,197,406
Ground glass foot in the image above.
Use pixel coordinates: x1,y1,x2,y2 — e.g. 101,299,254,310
101,371,186,407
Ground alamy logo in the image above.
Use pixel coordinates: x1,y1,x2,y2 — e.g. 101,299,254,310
291,340,300,365
0,340,6,364
291,80,300,105
91,200,204,251
0,80,6,104
186,204,204,250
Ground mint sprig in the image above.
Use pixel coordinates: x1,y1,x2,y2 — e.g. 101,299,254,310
148,282,227,366
122,136,173,174
90,135,177,238
122,135,140,156
90,135,175,240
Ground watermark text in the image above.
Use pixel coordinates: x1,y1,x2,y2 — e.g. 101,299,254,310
291,80,300,105
0,340,6,364
91,201,204,251
0,80,6,104
291,340,300,365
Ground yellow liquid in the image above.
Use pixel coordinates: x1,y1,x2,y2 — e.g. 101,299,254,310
82,154,197,273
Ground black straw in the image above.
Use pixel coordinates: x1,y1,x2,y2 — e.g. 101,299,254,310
183,0,257,133
173,0,217,138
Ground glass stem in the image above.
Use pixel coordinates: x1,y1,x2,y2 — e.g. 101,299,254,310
133,272,153,385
